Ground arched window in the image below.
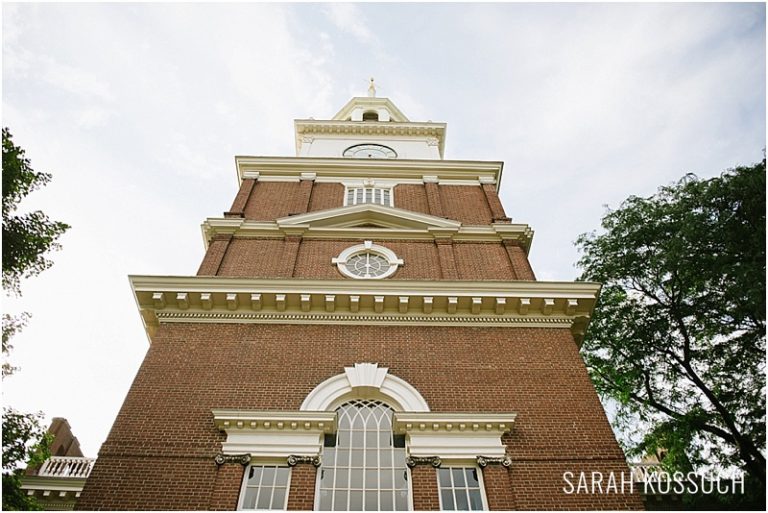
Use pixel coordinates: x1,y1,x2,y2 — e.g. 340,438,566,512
362,110,379,121
317,400,409,511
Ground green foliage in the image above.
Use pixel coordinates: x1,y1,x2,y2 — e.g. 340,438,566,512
2,408,51,511
576,159,766,488
2,129,67,509
1,313,28,378
2,127,69,296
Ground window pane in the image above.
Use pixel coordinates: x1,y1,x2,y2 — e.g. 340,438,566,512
467,468,480,486
365,490,378,510
380,491,393,510
366,449,378,467
350,491,363,510
256,488,272,510
438,468,452,487
356,189,363,203
347,189,355,205
242,488,258,509
469,489,484,511
365,469,378,488
452,468,466,487
455,489,469,511
395,490,408,510
333,490,348,511
272,488,287,509
441,489,455,510
351,450,364,467
275,468,289,486
335,468,349,488
350,469,363,489
380,469,393,488
319,489,331,510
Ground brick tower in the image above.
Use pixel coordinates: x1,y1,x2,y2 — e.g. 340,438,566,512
78,88,642,510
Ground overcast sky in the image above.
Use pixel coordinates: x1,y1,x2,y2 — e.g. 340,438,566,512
3,3,765,457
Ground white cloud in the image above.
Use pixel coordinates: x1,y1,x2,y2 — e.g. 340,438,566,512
323,3,374,44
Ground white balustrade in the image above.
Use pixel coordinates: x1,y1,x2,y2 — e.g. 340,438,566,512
37,456,96,478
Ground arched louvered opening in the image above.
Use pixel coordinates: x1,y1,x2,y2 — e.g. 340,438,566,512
317,400,409,510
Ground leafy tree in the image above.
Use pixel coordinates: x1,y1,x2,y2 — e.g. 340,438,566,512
2,129,68,509
2,408,51,510
576,160,765,493
2,127,69,296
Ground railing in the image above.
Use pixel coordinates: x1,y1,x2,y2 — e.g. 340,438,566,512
37,456,96,478
628,462,664,482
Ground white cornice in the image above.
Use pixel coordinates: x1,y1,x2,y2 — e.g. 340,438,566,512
200,213,533,250
234,156,503,192
129,276,599,345
212,410,337,432
393,412,516,460
393,412,516,434
211,410,336,459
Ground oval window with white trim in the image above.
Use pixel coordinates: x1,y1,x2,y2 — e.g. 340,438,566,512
332,242,403,280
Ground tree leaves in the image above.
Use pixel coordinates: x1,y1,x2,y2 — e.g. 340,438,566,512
576,159,766,487
2,128,69,296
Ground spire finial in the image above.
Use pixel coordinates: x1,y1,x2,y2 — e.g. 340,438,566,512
367,77,376,97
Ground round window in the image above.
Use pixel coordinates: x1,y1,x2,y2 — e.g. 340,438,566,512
332,242,403,280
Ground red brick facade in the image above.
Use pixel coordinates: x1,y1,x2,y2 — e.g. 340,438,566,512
78,113,641,509
78,321,642,510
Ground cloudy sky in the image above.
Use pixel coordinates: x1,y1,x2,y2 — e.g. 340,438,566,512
3,3,765,457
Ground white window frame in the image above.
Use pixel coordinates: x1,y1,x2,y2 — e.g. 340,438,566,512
344,186,394,207
238,464,292,510
436,466,488,511
332,241,403,280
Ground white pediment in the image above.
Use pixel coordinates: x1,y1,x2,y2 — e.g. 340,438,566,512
276,204,461,231
332,97,410,122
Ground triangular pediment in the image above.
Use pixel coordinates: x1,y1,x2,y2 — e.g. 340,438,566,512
276,204,461,231
332,97,410,123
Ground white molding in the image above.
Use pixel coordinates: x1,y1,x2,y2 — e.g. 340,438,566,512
300,363,430,412
394,412,516,460
201,216,533,248
276,204,461,230
211,410,336,458
234,156,503,191
130,276,599,344
331,241,404,280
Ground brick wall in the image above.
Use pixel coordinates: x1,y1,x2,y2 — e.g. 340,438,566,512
239,181,507,225
205,238,527,281
78,324,641,510
286,464,317,510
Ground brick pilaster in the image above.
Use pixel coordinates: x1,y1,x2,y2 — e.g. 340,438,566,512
411,465,440,511
280,236,302,277
209,462,246,510
298,175,315,214
481,183,510,223
481,465,516,510
286,464,317,510
225,178,256,218
435,239,458,279
424,180,444,218
503,239,536,280
197,234,233,276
